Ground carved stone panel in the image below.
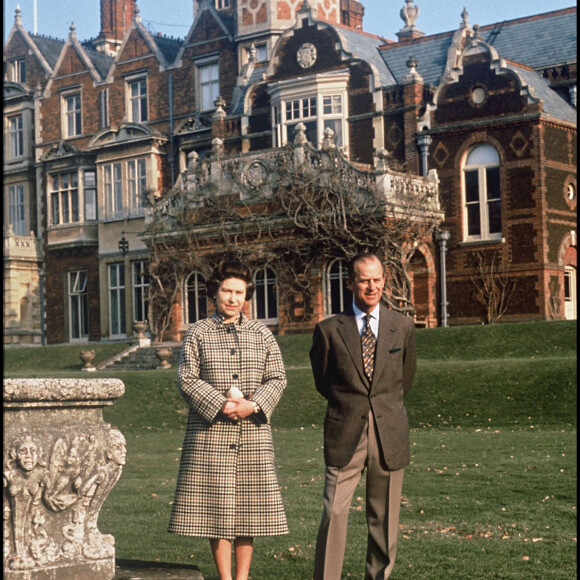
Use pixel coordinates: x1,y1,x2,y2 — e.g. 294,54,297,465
3,378,125,580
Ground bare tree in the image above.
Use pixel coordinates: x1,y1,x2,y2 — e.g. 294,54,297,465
142,130,443,338
470,249,517,324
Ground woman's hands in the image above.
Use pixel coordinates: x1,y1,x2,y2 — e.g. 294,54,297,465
222,398,256,421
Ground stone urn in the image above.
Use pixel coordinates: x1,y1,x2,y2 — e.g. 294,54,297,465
132,320,148,340
80,349,97,372
155,347,173,369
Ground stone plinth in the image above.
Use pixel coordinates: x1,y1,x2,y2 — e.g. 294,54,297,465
3,378,126,580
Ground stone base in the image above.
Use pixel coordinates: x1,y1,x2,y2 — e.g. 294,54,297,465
115,559,204,579
4,558,115,580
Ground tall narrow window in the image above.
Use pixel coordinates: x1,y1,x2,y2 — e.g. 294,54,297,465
100,88,109,129
64,94,82,137
253,267,278,323
198,60,220,110
8,184,26,236
186,272,208,324
129,78,148,123
84,171,97,221
9,115,24,159
104,163,123,217
133,260,150,322
463,144,502,241
109,263,126,337
69,270,89,341
326,258,352,315
128,158,147,213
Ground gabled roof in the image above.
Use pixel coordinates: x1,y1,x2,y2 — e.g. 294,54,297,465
378,7,577,86
29,34,66,70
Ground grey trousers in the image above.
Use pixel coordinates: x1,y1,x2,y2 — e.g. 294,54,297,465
313,412,404,580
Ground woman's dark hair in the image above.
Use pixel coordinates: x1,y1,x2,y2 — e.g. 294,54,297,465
206,260,255,301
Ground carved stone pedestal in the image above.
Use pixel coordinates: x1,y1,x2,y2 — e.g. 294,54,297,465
3,378,126,580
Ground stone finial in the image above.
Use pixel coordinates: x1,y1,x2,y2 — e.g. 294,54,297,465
15,5,22,24
400,0,419,29
321,127,336,151
460,7,470,29
69,22,77,39
404,55,423,83
470,24,482,46
249,43,257,63
293,123,308,146
213,96,227,120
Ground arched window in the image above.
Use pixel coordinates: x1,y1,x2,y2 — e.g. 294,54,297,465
253,267,278,323
185,272,208,324
325,259,352,315
463,144,502,241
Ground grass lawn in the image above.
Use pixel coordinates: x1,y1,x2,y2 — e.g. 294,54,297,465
3,320,577,579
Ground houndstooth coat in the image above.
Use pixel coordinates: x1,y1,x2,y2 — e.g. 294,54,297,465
168,313,289,539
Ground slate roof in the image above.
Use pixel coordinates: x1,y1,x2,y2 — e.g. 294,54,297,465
378,7,577,86
30,34,66,69
330,25,396,86
481,8,577,69
511,62,577,125
152,34,183,66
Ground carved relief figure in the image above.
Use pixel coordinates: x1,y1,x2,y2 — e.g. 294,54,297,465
77,429,126,559
3,434,49,570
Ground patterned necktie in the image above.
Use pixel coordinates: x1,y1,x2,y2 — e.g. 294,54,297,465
361,315,376,381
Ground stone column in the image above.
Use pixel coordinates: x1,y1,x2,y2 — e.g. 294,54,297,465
3,378,125,580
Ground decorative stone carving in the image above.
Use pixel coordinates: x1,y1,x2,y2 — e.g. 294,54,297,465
297,42,317,69
3,378,125,580
155,347,173,369
80,349,97,372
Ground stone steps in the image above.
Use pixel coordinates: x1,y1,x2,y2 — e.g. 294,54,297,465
98,343,181,371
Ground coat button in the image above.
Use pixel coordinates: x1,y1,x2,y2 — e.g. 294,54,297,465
230,444,237,450
232,374,238,379
230,349,236,355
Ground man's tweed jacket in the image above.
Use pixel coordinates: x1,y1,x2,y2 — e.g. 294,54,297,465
310,303,417,470
168,313,288,539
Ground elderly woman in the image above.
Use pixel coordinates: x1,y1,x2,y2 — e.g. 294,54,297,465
168,260,288,580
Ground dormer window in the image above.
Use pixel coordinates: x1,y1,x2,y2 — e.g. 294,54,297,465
9,58,26,83
215,0,230,8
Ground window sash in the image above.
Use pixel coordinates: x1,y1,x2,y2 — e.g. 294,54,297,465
10,116,24,158
254,268,278,321
66,94,82,137
128,158,147,211
69,270,88,340
199,62,219,110
464,163,502,239
9,185,26,236
130,80,148,122
132,261,150,322
109,264,126,337
186,272,208,323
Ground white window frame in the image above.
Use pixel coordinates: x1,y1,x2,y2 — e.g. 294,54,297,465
103,158,148,219
324,258,352,316
10,58,26,83
109,263,126,338
195,56,220,111
62,91,82,138
564,266,577,320
215,0,230,9
9,115,24,159
103,162,123,218
132,260,150,323
49,172,80,225
462,144,502,242
8,184,27,236
268,71,349,149
185,271,208,324
128,158,147,213
126,76,148,123
68,270,89,342
84,170,97,221
252,266,279,324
